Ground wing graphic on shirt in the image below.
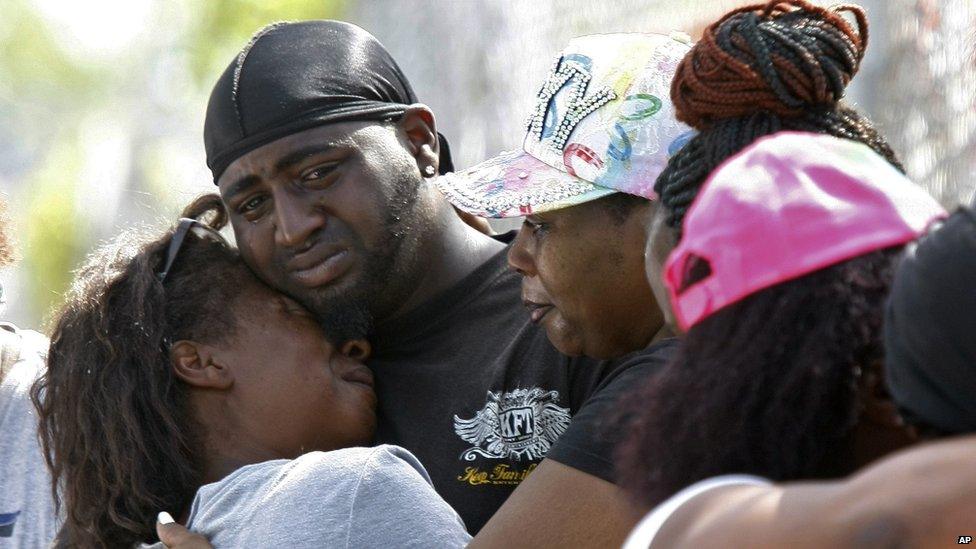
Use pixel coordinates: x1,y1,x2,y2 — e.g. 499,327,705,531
454,388,572,461
454,396,502,461
534,400,572,455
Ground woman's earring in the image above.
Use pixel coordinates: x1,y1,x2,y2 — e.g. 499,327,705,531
423,165,436,177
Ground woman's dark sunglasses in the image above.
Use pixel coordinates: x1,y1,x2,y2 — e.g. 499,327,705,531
157,218,230,282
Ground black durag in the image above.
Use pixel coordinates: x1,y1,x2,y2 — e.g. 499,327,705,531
204,20,453,182
884,206,976,434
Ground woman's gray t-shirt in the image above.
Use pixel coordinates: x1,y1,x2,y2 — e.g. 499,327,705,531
151,445,470,548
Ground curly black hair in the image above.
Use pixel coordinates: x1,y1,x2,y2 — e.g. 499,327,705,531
32,195,253,547
616,247,902,508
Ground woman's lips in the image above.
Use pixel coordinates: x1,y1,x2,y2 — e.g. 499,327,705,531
289,249,351,288
524,301,554,324
340,364,375,389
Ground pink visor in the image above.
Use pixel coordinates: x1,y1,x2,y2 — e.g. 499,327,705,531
665,132,947,331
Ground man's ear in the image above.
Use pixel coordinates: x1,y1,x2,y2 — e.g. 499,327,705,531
340,339,372,362
398,105,439,174
170,340,234,390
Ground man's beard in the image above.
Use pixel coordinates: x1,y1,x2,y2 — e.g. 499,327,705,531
302,173,428,342
307,246,394,343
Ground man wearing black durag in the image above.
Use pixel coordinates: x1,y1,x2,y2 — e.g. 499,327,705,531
159,20,666,548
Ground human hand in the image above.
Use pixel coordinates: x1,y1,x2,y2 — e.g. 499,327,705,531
156,512,213,549
453,206,494,236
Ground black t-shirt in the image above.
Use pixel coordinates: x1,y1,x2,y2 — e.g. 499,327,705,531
369,234,676,533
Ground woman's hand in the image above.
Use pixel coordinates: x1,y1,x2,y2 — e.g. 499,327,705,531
156,512,213,549
453,206,494,235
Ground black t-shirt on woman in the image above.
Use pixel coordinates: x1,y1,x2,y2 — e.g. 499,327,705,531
368,233,676,533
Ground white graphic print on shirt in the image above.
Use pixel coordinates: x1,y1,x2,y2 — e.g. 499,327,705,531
453,387,571,461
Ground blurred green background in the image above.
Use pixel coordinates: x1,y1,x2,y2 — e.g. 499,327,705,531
0,0,345,328
0,0,973,330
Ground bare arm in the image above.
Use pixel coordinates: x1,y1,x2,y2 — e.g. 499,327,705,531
654,436,976,549
469,459,642,549
159,437,976,548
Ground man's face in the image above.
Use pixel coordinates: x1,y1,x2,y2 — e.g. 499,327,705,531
218,121,430,338
507,196,663,359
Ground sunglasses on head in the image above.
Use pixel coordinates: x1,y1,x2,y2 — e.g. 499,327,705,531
157,218,230,282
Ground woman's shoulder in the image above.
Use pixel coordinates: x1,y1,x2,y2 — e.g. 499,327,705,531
190,445,428,516
278,444,430,485
296,444,424,469
183,445,438,547
290,444,436,499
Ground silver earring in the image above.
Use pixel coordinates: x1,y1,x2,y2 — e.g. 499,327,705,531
423,165,436,177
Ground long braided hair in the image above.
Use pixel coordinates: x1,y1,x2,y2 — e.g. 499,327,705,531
655,0,904,233
617,247,902,508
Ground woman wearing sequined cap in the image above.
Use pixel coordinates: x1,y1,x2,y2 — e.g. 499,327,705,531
438,31,696,360
434,33,697,548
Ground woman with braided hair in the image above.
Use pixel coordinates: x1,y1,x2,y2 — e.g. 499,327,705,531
615,132,946,523
618,1,921,521
644,0,904,327
619,161,976,549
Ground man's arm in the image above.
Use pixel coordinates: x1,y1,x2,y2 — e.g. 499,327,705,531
469,459,642,549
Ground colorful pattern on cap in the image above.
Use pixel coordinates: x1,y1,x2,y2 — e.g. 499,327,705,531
437,151,617,218
437,32,695,218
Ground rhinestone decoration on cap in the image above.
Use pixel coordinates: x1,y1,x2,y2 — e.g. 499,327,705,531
527,56,617,151
436,169,595,217
437,33,697,219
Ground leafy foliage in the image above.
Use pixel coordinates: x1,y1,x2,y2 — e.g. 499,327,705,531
0,0,343,327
